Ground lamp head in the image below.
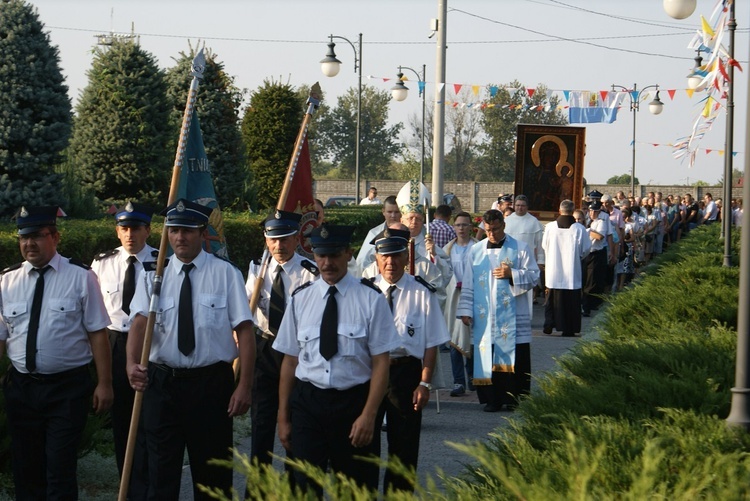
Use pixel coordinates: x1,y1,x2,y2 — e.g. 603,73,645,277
663,0,696,19
648,90,664,115
391,71,409,102
320,39,342,77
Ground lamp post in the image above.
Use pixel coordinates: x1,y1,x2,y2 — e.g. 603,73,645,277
611,83,664,197
721,2,735,268
321,33,362,203
391,65,427,187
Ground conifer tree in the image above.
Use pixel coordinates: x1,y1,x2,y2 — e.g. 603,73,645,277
0,0,71,215
69,38,171,207
166,46,247,210
240,80,300,210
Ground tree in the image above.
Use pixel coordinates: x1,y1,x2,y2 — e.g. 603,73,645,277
166,45,247,210
480,81,568,181
0,0,71,215
69,38,171,207
607,174,639,185
444,89,485,181
241,80,300,210
316,85,402,179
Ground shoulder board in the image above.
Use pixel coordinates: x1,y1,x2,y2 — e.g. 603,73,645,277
142,259,168,272
292,281,314,296
0,262,23,275
300,259,320,277
212,254,241,271
360,278,381,293
415,276,437,293
251,256,262,266
93,249,119,261
151,250,159,258
68,257,91,270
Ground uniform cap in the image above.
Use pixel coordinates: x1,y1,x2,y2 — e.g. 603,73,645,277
115,201,153,226
262,210,301,238
310,224,355,255
588,190,604,200
589,200,603,211
370,227,410,255
15,206,58,235
161,198,212,228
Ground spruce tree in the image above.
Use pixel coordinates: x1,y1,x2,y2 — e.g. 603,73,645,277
69,38,171,207
166,46,247,210
241,80,300,210
0,0,71,215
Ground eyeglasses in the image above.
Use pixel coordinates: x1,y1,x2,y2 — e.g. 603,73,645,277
18,232,52,243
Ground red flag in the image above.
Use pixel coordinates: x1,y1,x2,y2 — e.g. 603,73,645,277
282,137,318,258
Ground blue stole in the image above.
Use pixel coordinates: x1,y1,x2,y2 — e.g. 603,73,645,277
471,239,519,384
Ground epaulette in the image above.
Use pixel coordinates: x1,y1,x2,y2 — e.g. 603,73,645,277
292,281,314,296
0,262,22,275
251,256,262,266
212,253,241,271
93,249,119,261
151,250,159,258
142,259,168,272
360,278,381,293
69,257,91,270
415,276,437,293
300,259,320,277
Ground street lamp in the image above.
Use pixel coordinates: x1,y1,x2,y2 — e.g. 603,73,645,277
686,48,704,90
611,83,664,197
391,65,427,187
321,34,363,203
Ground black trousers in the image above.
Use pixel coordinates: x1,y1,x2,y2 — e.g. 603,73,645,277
109,330,149,500
250,334,285,464
3,365,92,501
290,380,378,496
142,362,234,501
476,343,531,408
582,249,607,312
544,288,582,335
375,357,423,493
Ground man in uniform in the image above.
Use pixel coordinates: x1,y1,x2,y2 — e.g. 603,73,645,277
582,200,610,316
275,225,399,495
356,195,402,271
457,210,539,412
91,201,155,498
127,199,255,500
0,205,113,499
245,210,319,467
370,227,449,493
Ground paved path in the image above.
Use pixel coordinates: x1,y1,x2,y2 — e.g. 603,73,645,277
179,302,598,497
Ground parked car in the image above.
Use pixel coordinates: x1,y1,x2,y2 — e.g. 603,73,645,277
325,196,357,207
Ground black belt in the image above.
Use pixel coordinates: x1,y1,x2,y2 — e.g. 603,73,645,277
152,361,230,379
390,356,420,366
13,364,88,383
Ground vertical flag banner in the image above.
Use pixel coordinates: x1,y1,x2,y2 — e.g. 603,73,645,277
177,109,228,257
283,137,318,259
568,91,622,124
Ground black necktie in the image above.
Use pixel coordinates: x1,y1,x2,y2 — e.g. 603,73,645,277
319,286,338,360
178,264,195,356
268,265,285,335
27,266,50,372
385,284,397,312
122,256,137,316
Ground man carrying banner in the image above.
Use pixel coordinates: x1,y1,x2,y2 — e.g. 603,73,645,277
91,202,155,498
246,210,319,468
127,199,255,500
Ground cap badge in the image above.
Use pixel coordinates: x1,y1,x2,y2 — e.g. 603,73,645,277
176,200,185,212
125,201,134,212
320,226,329,239
20,207,28,218
274,210,281,219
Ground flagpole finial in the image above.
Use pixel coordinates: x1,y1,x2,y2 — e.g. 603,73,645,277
308,82,322,108
191,48,206,80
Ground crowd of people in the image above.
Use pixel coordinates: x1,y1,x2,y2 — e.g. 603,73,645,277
0,185,743,498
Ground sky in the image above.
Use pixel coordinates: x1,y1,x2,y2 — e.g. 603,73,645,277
28,0,749,186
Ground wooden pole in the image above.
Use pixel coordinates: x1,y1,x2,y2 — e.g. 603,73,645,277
117,49,206,501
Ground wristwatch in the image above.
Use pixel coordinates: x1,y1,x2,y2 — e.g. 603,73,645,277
419,381,433,391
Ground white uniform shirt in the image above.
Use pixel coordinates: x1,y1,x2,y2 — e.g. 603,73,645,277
504,212,545,265
542,220,591,290
0,252,111,374
129,250,252,368
273,273,400,390
373,274,449,359
91,244,157,332
589,216,610,252
245,252,319,336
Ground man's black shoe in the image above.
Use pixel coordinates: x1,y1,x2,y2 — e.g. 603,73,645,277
483,404,501,413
